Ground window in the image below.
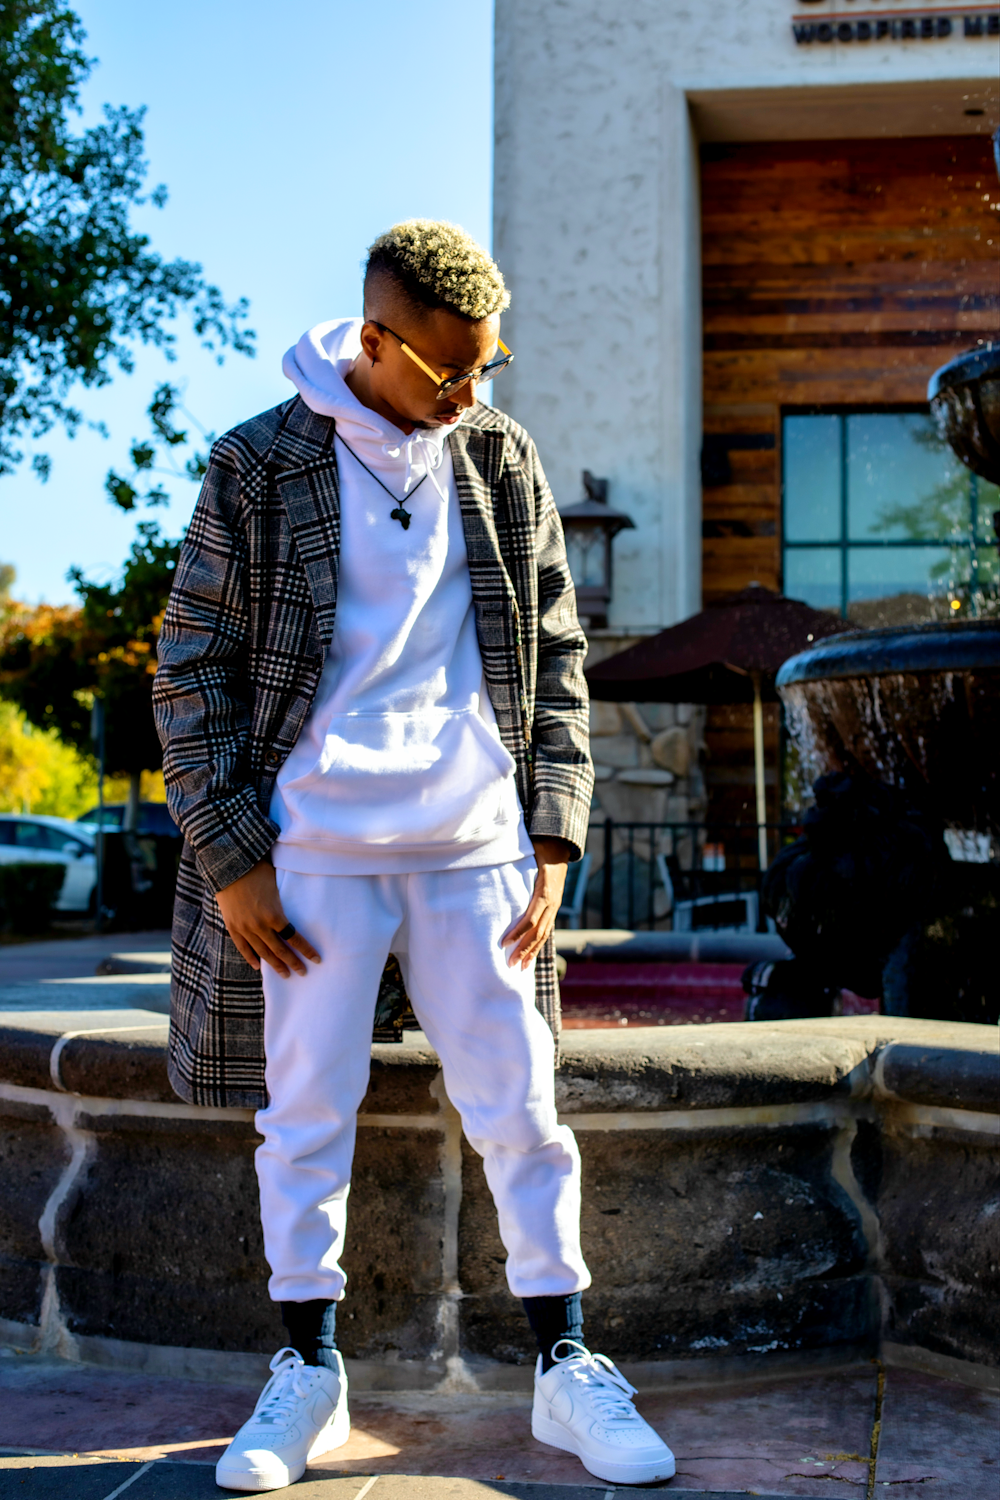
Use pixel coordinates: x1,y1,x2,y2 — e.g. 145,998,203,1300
782,411,999,625
2,820,83,853
565,529,607,590
12,821,52,850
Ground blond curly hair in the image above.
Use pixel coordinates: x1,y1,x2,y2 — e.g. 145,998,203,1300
365,220,510,321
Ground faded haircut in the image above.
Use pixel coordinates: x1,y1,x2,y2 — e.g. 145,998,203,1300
364,220,510,323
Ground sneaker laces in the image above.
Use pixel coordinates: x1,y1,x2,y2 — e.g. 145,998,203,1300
252,1348,323,1427
549,1339,640,1423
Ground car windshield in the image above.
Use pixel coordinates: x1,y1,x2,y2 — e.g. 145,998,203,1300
77,807,123,828
77,803,178,835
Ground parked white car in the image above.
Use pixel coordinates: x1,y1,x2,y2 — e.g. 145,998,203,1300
0,814,98,912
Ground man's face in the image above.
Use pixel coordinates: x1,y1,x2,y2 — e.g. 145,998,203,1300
360,308,502,431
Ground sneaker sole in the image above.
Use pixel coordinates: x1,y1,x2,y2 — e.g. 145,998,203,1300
215,1461,305,1493
217,1406,351,1491
531,1411,676,1485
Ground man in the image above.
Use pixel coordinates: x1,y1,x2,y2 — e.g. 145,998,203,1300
154,220,674,1491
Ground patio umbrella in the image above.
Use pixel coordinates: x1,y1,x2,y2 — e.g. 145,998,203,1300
585,584,855,866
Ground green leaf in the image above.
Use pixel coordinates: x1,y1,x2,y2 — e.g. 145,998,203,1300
0,4,255,477
105,470,137,511
129,441,155,470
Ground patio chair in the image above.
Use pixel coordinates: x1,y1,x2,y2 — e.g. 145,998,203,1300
672,889,761,934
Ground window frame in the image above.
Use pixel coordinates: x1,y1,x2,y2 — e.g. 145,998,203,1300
780,403,994,620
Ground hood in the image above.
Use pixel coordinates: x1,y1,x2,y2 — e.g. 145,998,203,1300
283,318,380,429
282,318,457,494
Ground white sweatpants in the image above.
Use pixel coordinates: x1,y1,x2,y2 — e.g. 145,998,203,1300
256,859,590,1304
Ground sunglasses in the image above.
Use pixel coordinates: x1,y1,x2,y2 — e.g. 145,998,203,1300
372,321,513,400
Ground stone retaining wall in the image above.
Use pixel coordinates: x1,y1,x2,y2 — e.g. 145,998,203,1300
0,1012,996,1391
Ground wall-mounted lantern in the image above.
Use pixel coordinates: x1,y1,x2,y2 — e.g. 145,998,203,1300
559,470,636,627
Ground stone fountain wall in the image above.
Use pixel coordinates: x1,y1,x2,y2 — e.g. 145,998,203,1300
0,1010,996,1393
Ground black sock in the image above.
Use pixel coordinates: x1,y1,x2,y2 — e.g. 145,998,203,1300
280,1299,338,1370
522,1292,584,1373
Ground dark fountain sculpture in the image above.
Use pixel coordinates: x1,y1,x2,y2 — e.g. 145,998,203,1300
745,342,1000,1026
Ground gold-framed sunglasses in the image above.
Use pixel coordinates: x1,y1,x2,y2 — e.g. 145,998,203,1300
372,321,513,400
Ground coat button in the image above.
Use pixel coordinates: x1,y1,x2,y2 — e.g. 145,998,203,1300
264,749,282,767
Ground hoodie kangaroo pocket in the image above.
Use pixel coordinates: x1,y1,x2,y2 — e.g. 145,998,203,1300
275,708,517,848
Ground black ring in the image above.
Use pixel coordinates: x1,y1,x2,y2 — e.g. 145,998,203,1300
275,922,296,942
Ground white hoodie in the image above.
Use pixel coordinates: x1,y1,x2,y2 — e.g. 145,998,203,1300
269,318,532,875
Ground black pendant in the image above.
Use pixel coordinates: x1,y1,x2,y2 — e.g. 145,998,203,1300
390,505,412,530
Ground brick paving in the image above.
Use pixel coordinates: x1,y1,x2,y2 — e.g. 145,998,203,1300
0,1352,996,1497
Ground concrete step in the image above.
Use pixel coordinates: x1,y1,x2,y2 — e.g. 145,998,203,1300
95,951,172,975
0,973,170,1012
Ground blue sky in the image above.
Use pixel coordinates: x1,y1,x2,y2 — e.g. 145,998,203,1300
3,0,494,602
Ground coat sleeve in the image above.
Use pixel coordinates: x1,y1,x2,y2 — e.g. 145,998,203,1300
525,441,595,862
152,437,278,894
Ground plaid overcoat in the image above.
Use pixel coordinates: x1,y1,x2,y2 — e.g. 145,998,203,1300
153,395,594,1109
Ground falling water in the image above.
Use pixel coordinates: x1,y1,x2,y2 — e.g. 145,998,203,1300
778,630,999,838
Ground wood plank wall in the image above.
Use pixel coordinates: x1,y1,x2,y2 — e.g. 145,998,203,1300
699,135,999,826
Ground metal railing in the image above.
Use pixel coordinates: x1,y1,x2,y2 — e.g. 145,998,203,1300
574,819,802,932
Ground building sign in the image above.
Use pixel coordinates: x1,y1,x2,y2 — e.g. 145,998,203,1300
792,4,999,42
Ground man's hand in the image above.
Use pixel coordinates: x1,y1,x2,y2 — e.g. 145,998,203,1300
215,860,320,978
502,837,574,970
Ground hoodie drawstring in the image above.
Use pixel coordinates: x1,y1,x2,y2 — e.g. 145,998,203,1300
380,432,447,497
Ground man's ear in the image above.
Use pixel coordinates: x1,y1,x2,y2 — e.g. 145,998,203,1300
358,320,383,364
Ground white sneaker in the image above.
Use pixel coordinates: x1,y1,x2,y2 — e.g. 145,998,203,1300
532,1339,675,1486
216,1346,350,1492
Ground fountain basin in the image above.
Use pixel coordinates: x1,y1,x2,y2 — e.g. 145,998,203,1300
776,620,1000,835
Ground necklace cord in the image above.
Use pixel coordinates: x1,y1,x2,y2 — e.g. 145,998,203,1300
334,430,429,526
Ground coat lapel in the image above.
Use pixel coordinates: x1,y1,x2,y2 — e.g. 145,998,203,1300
450,416,534,806
450,420,512,599
268,403,514,651
269,399,342,648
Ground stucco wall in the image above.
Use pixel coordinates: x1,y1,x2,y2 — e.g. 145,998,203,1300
492,0,999,629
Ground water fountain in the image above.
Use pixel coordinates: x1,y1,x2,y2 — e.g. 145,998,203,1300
776,617,999,841
776,342,1000,844
762,343,1000,1024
